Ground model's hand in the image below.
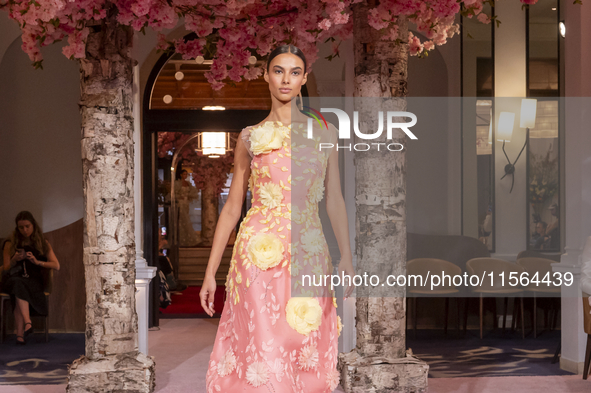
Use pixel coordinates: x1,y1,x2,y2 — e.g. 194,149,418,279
339,256,355,299
200,275,217,317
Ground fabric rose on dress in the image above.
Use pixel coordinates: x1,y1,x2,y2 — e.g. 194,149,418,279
246,361,269,387
250,122,284,155
326,368,340,391
308,177,325,203
248,233,285,270
298,343,319,371
267,358,285,382
337,315,343,337
248,174,254,194
301,228,324,255
217,348,237,377
291,205,305,225
258,181,284,208
286,297,322,335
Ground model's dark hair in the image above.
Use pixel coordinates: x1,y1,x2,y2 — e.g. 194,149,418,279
266,45,307,74
176,169,188,180
8,210,48,256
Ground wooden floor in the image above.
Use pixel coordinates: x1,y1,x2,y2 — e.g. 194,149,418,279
177,247,232,286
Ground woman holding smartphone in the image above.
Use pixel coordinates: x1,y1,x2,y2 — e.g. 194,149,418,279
2,211,60,345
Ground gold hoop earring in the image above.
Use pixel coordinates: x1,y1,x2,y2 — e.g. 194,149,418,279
298,91,304,111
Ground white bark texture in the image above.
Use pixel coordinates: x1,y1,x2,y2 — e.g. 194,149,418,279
66,15,155,393
337,3,428,392
200,182,219,247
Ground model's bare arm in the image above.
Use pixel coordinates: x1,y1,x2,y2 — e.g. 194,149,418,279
204,133,251,279
324,133,355,298
200,132,251,316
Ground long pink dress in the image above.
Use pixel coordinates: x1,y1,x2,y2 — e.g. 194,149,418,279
206,120,341,392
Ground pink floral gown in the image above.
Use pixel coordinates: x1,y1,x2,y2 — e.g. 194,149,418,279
206,120,342,392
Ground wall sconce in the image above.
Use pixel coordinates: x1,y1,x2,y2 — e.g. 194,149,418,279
559,21,566,38
499,99,537,193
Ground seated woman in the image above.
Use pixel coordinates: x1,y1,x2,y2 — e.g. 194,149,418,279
2,211,60,345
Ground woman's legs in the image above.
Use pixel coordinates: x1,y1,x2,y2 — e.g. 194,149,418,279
14,297,32,340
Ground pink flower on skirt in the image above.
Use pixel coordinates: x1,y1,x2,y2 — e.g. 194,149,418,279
246,361,269,387
217,348,237,377
298,344,319,371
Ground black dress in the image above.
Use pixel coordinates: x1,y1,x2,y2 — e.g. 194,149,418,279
2,245,48,316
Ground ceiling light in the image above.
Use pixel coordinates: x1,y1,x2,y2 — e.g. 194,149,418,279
202,106,226,110
175,71,184,80
163,95,173,104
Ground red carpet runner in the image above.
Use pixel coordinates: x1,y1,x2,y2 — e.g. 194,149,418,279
159,285,226,317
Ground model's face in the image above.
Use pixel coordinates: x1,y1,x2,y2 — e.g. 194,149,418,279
264,53,307,102
536,223,545,234
17,220,34,238
181,172,188,180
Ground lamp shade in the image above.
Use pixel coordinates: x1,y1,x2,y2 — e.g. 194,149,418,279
520,98,537,128
202,132,227,156
497,112,515,142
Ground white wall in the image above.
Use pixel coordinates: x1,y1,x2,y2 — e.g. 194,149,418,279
0,37,83,235
0,20,21,65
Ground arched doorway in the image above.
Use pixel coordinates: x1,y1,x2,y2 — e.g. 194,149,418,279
142,34,309,326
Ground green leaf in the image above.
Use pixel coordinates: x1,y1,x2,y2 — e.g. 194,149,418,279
467,32,473,39
574,0,582,4
33,60,43,70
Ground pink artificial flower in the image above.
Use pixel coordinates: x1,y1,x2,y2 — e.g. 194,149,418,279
130,0,152,17
477,13,491,24
368,7,390,30
423,40,435,51
408,32,424,56
61,27,89,59
319,19,332,30
244,66,263,81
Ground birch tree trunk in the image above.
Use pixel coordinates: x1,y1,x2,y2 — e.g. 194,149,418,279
66,14,155,393
200,182,219,247
337,2,428,392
